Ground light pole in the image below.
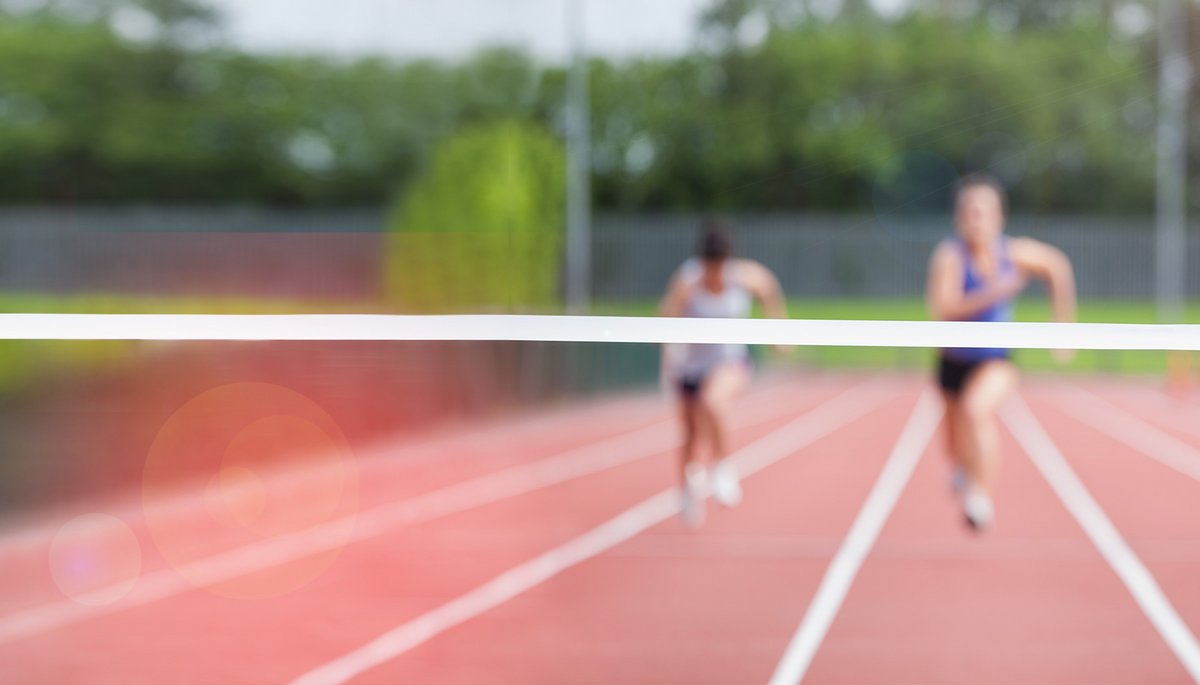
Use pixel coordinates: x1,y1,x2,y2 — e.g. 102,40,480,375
1157,0,1190,324
565,0,592,314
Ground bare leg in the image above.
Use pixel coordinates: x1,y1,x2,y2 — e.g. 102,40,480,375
698,362,751,466
956,360,1018,496
941,393,967,471
677,396,700,485
675,387,710,527
941,394,969,493
698,362,751,508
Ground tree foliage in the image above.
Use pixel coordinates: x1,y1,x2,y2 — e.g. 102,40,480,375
0,0,1172,213
385,121,565,311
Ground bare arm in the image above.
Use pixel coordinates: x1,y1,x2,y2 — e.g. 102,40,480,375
741,260,788,320
659,270,691,318
740,260,790,357
1009,237,1076,324
925,242,1024,321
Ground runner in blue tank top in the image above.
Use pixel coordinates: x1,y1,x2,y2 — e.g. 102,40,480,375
926,174,1077,531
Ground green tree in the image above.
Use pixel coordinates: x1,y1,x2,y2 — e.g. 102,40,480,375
588,4,1154,212
384,121,566,312
0,0,1166,213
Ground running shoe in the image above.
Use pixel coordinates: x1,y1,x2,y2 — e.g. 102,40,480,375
680,464,707,528
712,462,743,508
963,488,994,531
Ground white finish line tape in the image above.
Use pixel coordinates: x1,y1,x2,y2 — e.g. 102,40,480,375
0,314,1196,350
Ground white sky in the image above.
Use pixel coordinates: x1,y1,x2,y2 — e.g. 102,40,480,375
206,0,714,62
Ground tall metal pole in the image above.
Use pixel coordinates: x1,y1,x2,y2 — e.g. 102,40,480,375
565,0,592,314
1157,0,1190,324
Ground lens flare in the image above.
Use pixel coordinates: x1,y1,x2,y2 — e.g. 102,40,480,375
49,514,143,606
143,383,359,600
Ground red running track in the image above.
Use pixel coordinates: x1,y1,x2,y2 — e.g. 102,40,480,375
0,371,1198,684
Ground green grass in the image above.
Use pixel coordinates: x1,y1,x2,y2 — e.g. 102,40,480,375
593,297,1193,376
0,293,374,315
0,293,1188,396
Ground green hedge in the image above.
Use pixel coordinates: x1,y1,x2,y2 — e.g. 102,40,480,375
385,121,566,312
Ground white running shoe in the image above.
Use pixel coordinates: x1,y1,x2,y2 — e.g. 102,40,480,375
963,488,994,531
712,462,743,508
680,465,707,528
680,486,705,528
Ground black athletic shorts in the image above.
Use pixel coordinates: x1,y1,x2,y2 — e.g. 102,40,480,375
676,358,752,402
937,354,1009,397
678,373,705,401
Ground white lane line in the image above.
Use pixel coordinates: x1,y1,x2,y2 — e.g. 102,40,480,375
0,376,813,553
286,381,892,685
1004,396,1200,684
767,390,941,685
1050,386,1200,482
0,393,663,553
0,378,809,645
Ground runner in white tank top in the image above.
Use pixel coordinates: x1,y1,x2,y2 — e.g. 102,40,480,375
660,220,788,528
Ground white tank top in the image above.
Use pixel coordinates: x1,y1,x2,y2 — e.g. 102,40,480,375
676,259,752,376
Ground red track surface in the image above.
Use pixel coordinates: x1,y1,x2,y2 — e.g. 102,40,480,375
1,371,1198,684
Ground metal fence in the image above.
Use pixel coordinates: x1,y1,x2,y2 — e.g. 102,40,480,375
593,214,1177,302
0,208,1191,302
0,209,384,300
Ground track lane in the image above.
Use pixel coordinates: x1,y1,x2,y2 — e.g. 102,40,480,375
0,375,860,684
800,385,1190,684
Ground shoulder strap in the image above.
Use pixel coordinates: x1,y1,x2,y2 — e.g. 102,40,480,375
679,258,702,283
996,237,1014,270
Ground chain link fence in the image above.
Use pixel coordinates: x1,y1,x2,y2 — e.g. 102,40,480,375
594,214,1179,302
0,209,1186,303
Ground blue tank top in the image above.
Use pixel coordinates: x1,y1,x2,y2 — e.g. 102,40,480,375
943,237,1014,363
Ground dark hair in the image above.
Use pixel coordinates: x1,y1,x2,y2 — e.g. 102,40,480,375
955,172,1008,213
697,217,734,261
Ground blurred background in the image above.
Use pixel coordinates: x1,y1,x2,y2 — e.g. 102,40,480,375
0,0,1192,517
